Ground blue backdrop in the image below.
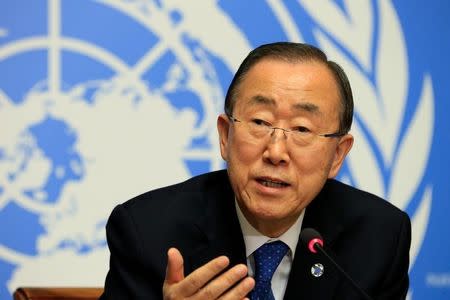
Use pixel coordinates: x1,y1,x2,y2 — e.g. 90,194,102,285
0,1,449,299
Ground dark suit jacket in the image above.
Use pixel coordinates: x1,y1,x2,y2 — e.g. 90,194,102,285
100,170,410,299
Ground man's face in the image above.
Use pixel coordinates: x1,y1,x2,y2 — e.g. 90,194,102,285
217,58,353,236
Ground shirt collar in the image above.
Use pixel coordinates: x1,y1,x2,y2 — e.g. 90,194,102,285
235,199,305,258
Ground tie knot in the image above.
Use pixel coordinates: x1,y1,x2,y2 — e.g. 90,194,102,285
254,241,289,283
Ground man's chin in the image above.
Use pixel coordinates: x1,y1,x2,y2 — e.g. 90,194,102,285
250,211,297,237
248,205,292,223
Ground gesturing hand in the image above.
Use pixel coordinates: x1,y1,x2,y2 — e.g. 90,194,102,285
163,248,255,299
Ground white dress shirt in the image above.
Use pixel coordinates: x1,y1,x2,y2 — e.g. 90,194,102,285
235,201,305,300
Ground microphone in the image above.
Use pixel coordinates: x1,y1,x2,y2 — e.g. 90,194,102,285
300,228,373,300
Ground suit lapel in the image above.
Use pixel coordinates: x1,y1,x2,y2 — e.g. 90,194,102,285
185,171,246,274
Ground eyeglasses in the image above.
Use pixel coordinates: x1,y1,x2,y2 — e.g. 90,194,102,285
228,115,346,147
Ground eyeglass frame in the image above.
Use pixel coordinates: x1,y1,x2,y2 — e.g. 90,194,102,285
227,114,347,143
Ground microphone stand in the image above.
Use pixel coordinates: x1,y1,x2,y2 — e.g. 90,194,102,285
313,243,373,300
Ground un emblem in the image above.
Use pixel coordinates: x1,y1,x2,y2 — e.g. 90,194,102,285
0,0,234,293
0,1,434,299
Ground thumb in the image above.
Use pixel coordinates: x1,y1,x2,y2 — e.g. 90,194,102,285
164,247,184,284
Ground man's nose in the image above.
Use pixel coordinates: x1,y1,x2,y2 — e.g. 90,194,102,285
262,128,290,165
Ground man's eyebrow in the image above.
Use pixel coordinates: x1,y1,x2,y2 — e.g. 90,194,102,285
249,95,276,106
293,102,321,114
249,94,321,115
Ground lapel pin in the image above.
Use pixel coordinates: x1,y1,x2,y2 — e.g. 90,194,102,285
311,263,324,277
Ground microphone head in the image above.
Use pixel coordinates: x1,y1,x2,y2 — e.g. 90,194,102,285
300,228,324,254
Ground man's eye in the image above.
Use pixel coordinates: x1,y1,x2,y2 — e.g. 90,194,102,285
294,126,311,133
252,119,270,126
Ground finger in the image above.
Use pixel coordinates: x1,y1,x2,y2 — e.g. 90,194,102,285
196,264,249,299
177,255,230,296
219,276,255,300
165,248,185,284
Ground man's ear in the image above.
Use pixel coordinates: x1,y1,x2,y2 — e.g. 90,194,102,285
217,114,231,161
328,134,354,178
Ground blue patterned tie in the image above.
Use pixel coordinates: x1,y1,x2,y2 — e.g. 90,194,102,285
250,241,289,300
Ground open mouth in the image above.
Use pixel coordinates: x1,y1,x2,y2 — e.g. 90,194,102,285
257,177,290,188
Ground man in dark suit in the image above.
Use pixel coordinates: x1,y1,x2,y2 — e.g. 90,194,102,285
100,42,411,299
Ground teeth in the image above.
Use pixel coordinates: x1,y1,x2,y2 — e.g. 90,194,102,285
261,179,287,188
